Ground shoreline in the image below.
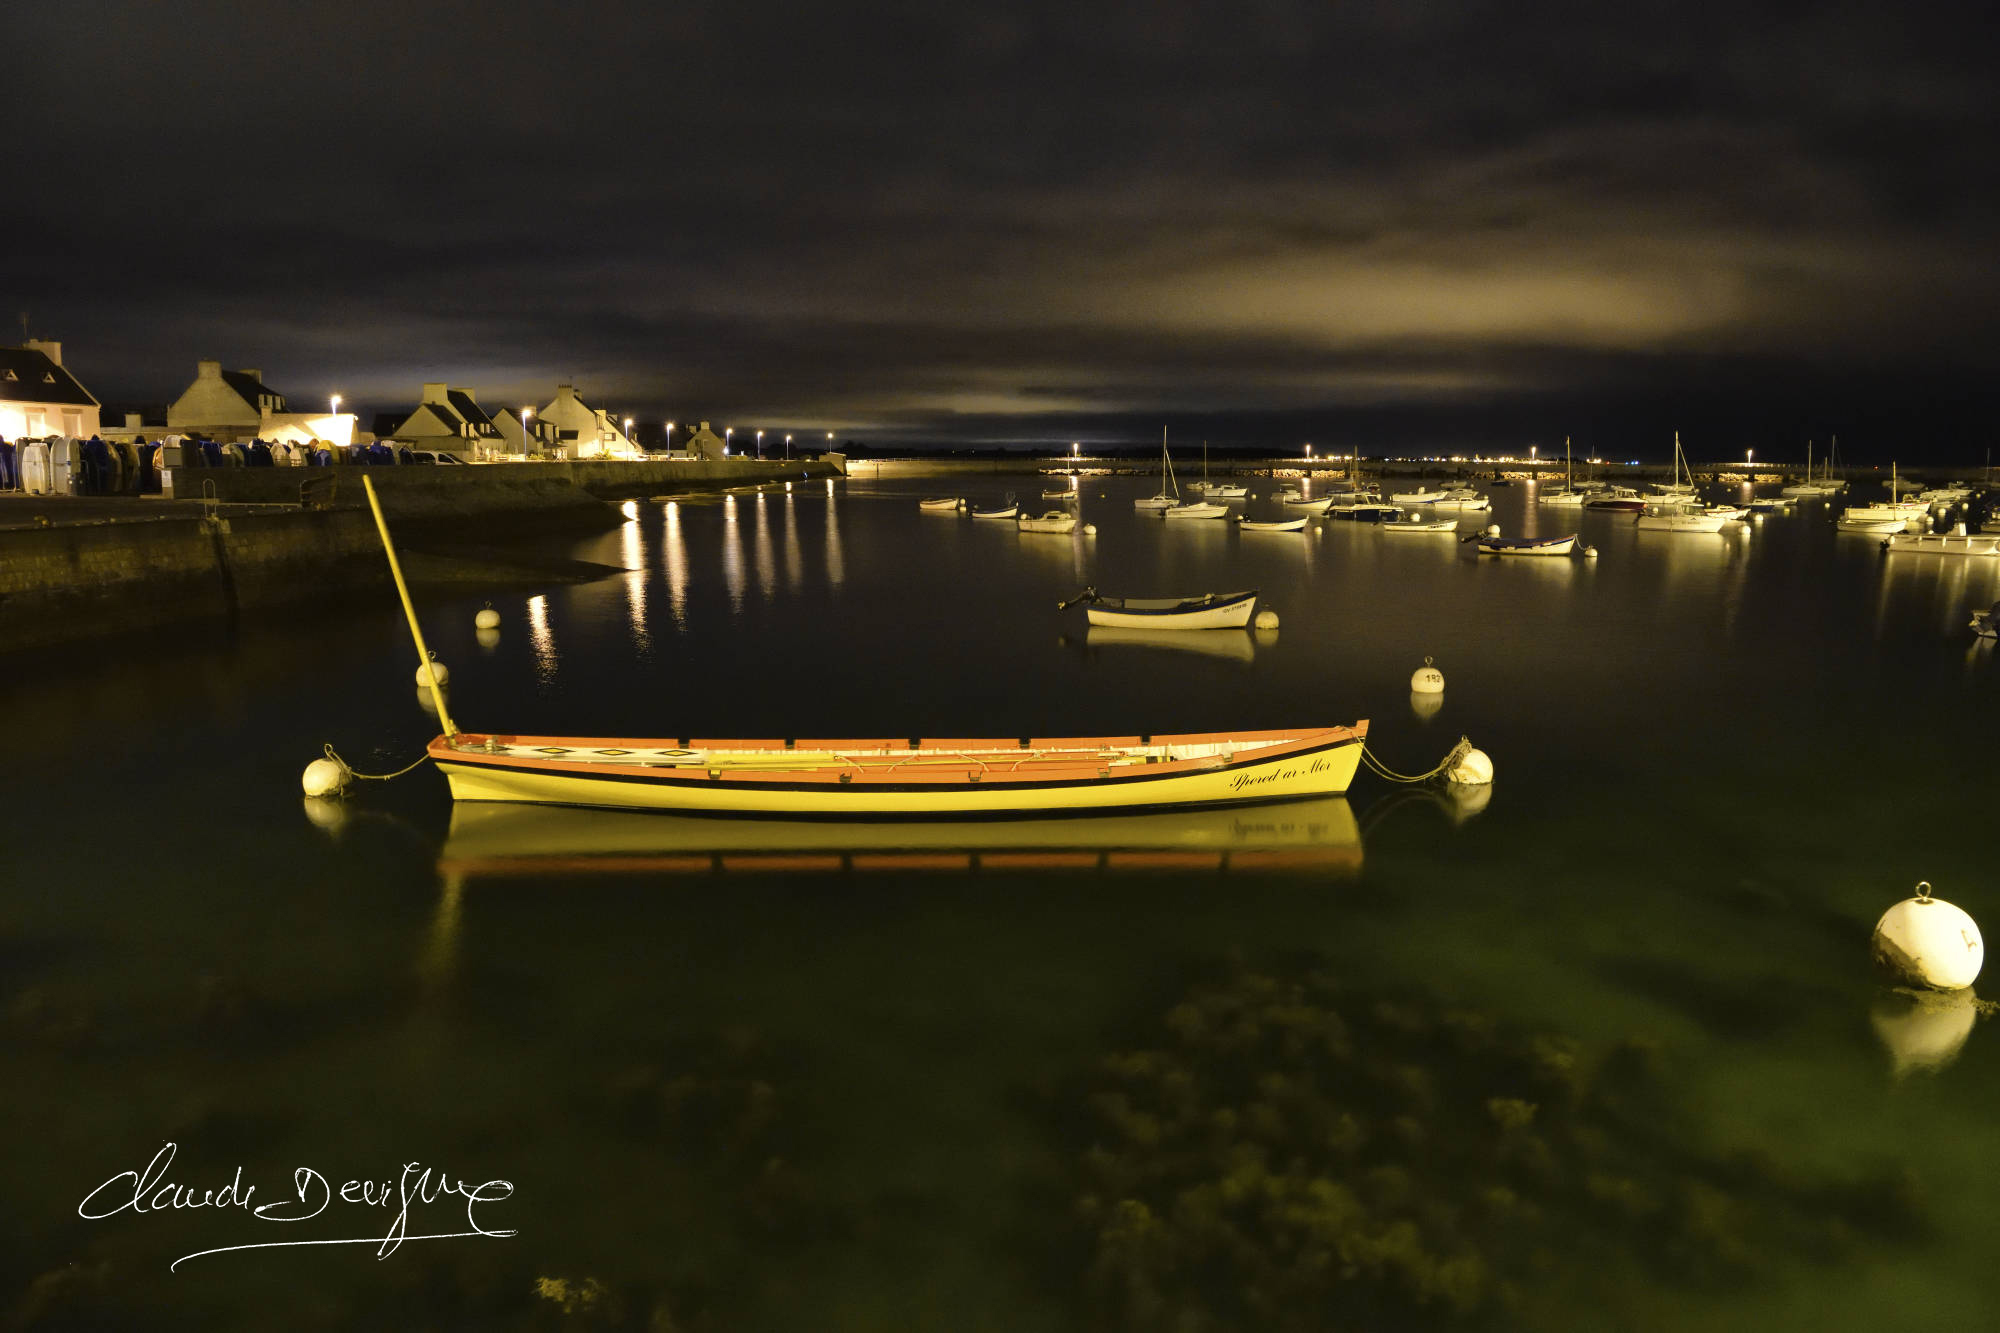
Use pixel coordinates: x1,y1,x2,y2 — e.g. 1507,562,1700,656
0,457,841,654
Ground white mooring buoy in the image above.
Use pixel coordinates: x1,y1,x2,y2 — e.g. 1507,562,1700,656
301,754,351,798
416,655,450,688
1448,745,1494,785
1411,656,1445,694
1485,523,1501,538
1254,609,1280,630
1084,523,1098,536
1873,882,1983,990
475,606,501,630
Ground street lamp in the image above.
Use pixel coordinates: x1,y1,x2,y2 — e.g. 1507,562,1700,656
624,417,633,449
756,429,764,459
785,433,792,459
330,393,341,417
1747,448,1755,465
725,427,733,456
666,421,675,453
1306,443,1313,462
826,431,833,455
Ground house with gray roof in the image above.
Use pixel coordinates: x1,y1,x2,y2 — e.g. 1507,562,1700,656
0,340,101,440
166,360,290,434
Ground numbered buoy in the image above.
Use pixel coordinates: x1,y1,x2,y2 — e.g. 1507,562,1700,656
1254,609,1280,630
416,655,449,688
1873,883,1983,990
1411,656,1445,694
301,755,350,798
1448,746,1494,785
475,607,501,630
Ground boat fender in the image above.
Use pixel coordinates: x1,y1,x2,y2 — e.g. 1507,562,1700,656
1486,524,1501,538
1254,609,1279,630
475,606,501,630
416,653,450,688
1410,657,1445,694
1447,746,1493,785
301,754,352,798
1873,882,1983,991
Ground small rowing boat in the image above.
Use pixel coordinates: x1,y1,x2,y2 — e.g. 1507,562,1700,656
919,496,964,511
1237,516,1309,532
969,500,1020,519
1383,511,1458,533
1473,531,1578,556
1060,586,1259,630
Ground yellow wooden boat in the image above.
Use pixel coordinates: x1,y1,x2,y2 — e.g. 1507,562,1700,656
428,725,1367,817
363,476,1366,819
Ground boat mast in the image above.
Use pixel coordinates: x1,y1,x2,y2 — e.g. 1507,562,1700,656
362,474,458,740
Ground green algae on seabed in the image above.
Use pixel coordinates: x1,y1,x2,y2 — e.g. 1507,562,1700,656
1058,966,1926,1331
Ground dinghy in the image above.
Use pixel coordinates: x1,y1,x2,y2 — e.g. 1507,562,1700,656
1382,511,1458,533
1473,531,1578,556
969,499,1020,519
1237,516,1309,532
1060,587,1259,630
919,496,964,511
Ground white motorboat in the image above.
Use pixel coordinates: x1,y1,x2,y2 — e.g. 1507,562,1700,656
1061,587,1260,630
1040,486,1075,499
1018,511,1079,533
1881,529,2000,556
1382,511,1459,533
1701,504,1749,520
919,496,964,511
1325,489,1399,521
1390,487,1447,504
1836,515,1909,534
1430,488,1490,512
1280,491,1337,515
1585,486,1649,513
1237,516,1309,532
1635,505,1726,532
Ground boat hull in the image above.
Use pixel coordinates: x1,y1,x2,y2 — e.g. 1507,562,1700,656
1476,535,1577,555
432,724,1368,818
1082,590,1258,629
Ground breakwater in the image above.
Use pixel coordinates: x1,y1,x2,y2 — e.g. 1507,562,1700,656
1,457,842,653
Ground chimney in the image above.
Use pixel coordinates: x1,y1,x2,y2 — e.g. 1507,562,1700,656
456,387,476,402
25,338,62,366
243,369,263,383
422,382,448,403
198,359,221,379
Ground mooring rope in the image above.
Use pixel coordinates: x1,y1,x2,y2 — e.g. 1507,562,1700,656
1359,735,1472,784
324,742,431,782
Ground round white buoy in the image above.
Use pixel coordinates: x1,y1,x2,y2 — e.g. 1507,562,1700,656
1084,523,1098,536
1410,656,1445,694
475,607,501,630
1254,609,1280,630
301,755,350,798
1485,523,1501,538
1873,883,1983,990
1583,545,1598,559
476,627,501,651
416,657,449,688
1448,746,1494,785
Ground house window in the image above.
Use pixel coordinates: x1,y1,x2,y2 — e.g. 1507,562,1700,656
3,370,16,381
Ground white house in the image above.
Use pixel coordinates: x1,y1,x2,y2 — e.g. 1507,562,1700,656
683,421,728,462
392,383,509,455
167,361,289,436
537,384,637,459
0,340,101,440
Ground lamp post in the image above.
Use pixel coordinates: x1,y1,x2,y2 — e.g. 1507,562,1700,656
725,428,733,456
784,433,792,459
666,421,675,454
523,406,534,456
756,429,764,460
826,431,833,456
1747,448,1754,466
624,417,633,452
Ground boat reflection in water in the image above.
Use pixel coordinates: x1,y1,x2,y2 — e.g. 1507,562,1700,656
436,798,1362,879
1080,625,1257,663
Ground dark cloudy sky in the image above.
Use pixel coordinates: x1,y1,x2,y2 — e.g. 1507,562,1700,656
9,1,1999,458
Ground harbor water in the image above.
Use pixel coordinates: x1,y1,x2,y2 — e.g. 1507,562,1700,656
6,472,2000,1330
